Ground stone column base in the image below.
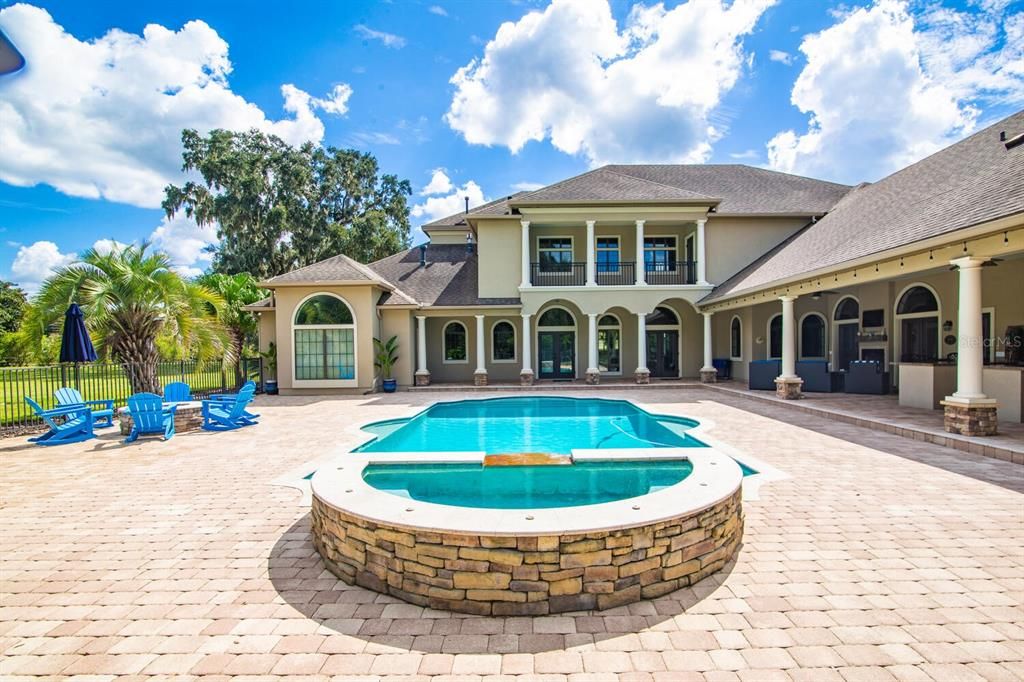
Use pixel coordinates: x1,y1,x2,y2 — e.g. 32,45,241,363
941,401,998,436
700,368,718,384
774,377,803,400
585,370,600,385
414,371,431,386
520,370,534,386
635,369,651,385
474,371,488,387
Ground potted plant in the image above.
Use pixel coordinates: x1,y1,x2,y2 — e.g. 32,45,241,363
374,335,399,393
261,342,278,394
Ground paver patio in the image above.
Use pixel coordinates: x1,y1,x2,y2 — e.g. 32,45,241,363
2,388,1022,681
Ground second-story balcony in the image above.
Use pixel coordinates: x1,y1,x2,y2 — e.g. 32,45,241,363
529,261,698,286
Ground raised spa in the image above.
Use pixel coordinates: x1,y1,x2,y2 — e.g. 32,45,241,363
311,397,744,615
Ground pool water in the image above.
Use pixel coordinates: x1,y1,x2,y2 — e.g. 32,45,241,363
362,459,694,509
356,396,702,455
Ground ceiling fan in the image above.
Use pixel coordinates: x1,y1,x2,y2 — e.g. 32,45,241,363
809,290,840,300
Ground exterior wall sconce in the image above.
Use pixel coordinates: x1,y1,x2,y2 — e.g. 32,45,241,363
943,320,953,332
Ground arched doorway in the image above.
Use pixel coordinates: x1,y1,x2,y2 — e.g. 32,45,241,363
832,296,859,371
597,314,621,375
896,284,941,362
537,307,576,380
646,306,680,378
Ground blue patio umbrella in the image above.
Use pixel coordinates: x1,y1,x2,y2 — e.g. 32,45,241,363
59,303,98,364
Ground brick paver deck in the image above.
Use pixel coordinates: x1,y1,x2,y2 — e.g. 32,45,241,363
2,389,1022,681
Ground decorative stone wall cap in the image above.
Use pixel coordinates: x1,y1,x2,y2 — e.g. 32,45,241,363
941,397,999,407
774,377,804,384
311,448,742,537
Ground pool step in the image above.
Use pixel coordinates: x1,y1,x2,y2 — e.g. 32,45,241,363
484,453,572,467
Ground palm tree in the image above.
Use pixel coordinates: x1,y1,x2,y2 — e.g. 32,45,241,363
196,272,267,379
24,243,231,393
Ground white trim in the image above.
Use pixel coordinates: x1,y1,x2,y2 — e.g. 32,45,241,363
982,306,996,363
729,315,743,361
798,312,828,360
535,304,578,379
597,312,623,375
490,319,517,364
441,320,469,364
893,282,942,367
536,234,575,272
766,313,782,360
290,291,358,388
830,295,860,369
831,294,861,322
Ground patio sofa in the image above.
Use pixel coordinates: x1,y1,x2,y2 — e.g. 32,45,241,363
845,360,890,394
796,360,843,392
749,359,781,390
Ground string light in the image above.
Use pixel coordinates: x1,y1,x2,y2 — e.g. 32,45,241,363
900,257,904,267
929,250,933,260
875,263,879,272
963,241,968,253
1006,231,1010,244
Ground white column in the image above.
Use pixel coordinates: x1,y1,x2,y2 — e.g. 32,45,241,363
779,296,798,379
521,314,533,376
696,219,709,286
701,312,714,372
520,220,531,288
415,315,428,376
475,315,486,375
635,220,646,285
636,312,648,372
949,257,990,401
585,220,596,286
587,313,599,374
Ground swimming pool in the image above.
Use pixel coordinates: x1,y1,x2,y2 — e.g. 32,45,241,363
362,459,694,509
356,396,703,454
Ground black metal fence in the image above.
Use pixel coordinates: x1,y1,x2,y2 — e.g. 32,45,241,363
529,260,699,286
1,358,263,434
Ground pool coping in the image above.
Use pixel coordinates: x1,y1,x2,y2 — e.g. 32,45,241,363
309,447,742,537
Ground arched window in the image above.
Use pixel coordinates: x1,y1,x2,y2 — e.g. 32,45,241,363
768,314,783,359
834,297,859,321
491,320,516,362
897,286,939,314
800,314,826,359
896,285,940,362
730,316,742,360
598,314,621,374
646,306,679,326
443,321,468,363
293,294,355,381
539,308,574,327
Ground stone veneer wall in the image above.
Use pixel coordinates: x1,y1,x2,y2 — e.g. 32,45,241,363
311,489,743,615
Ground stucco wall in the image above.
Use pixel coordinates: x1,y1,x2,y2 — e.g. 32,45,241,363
272,285,380,393
476,220,522,299
704,216,809,286
380,308,415,386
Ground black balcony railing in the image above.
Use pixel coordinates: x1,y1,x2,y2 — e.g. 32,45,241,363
595,262,636,286
645,260,697,285
528,260,699,286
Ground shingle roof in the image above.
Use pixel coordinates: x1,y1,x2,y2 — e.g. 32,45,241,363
702,110,1024,304
423,193,530,229
368,244,520,307
602,165,851,215
513,167,717,204
242,296,274,311
262,253,391,286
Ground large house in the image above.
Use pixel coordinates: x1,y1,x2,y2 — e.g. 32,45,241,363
248,110,1024,436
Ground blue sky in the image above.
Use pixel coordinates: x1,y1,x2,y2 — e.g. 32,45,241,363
1,0,1021,292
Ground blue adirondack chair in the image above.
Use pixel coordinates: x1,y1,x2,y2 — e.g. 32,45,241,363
202,384,256,431
163,382,192,402
54,386,115,428
124,393,177,443
208,380,259,424
24,396,96,446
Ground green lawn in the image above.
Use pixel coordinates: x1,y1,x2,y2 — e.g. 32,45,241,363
1,361,246,428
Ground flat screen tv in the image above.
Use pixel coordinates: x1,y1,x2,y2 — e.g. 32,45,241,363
862,309,884,328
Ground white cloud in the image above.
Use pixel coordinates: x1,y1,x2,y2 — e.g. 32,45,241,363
92,239,131,255
767,0,1023,183
149,214,217,274
445,0,774,166
0,5,352,209
511,181,544,192
410,177,487,240
729,149,760,160
10,241,75,293
345,131,400,147
768,49,793,65
421,169,454,195
354,24,406,49
429,5,448,17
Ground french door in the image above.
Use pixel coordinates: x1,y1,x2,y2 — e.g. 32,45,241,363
538,331,575,379
646,330,679,378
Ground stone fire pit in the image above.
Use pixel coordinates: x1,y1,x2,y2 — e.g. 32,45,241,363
118,400,204,436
